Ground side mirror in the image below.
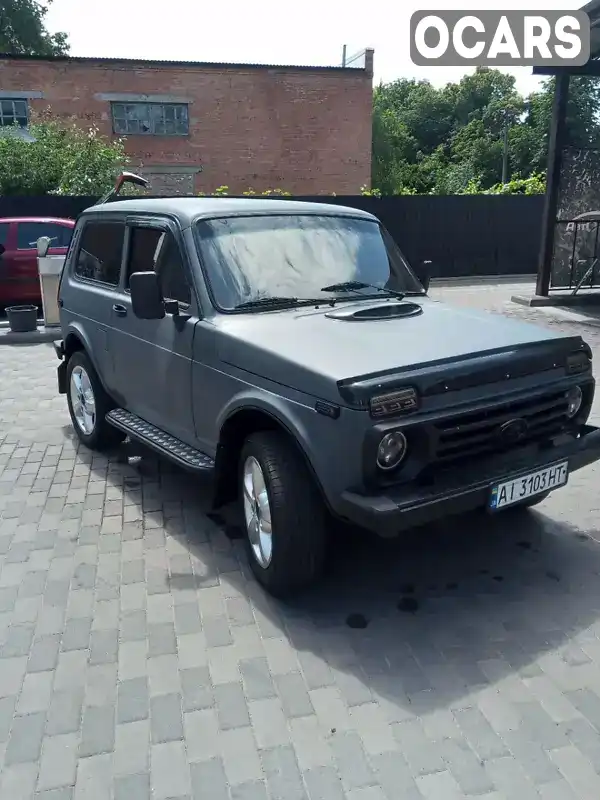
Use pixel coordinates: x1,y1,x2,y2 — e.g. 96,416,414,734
130,271,166,319
37,236,52,258
0,243,4,257
417,260,432,293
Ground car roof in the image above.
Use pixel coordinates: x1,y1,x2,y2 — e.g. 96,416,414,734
0,217,75,225
78,197,377,226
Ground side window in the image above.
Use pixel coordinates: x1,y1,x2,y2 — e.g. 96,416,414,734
156,233,191,305
126,225,191,305
0,223,9,248
74,221,125,285
17,222,73,250
125,227,164,286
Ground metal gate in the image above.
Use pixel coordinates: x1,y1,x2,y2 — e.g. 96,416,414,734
551,147,600,291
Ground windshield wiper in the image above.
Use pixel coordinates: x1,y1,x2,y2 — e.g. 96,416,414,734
234,297,302,311
320,281,405,300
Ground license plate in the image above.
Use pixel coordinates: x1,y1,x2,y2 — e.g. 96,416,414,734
489,461,568,510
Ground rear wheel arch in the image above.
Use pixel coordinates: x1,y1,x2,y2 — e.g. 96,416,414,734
63,331,85,359
63,330,111,396
212,406,327,510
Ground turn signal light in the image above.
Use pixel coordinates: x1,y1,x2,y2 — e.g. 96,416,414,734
566,351,591,375
369,387,418,418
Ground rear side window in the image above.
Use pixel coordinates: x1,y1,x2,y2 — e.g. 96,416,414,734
74,221,125,285
17,221,73,250
0,223,9,248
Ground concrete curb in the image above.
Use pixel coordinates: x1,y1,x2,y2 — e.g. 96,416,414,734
0,326,60,345
512,292,600,308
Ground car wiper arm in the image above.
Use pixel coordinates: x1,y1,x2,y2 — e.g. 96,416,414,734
320,281,405,300
234,296,302,311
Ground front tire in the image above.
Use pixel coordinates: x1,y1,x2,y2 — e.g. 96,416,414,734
66,351,125,451
240,431,327,597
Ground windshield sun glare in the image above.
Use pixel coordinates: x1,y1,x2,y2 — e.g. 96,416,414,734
195,214,424,311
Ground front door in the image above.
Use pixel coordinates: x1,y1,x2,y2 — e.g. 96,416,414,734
109,218,198,446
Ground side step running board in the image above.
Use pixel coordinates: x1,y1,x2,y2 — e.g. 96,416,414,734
106,409,215,473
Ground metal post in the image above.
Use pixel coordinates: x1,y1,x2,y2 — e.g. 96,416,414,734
536,72,569,297
342,45,347,67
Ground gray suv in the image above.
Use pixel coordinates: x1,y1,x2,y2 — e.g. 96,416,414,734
53,191,600,596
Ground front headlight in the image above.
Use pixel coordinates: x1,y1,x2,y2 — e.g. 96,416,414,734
565,385,583,418
376,431,408,471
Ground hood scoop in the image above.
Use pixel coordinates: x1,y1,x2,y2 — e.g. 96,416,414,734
325,301,423,322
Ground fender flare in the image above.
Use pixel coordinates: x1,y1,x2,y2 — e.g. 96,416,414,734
217,391,316,464
213,391,329,509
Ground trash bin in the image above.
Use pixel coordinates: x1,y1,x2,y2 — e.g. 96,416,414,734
37,247,65,328
6,305,38,333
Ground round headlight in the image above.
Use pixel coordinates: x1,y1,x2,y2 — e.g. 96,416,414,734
376,431,407,471
566,385,583,418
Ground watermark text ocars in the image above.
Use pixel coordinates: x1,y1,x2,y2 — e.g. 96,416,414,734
410,10,591,67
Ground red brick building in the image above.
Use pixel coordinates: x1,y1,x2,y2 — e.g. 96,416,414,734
0,52,374,195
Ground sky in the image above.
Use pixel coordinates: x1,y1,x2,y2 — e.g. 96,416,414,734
45,0,587,98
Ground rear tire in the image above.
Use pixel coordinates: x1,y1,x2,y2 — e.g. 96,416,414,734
66,351,125,451
239,431,327,597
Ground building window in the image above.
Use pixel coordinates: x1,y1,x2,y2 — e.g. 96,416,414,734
111,102,189,136
0,99,28,128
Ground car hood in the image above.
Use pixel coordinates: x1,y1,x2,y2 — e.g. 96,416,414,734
214,298,578,401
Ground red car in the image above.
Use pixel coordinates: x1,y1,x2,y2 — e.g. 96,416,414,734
0,217,75,307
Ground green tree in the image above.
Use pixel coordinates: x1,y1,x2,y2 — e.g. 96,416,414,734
0,113,129,195
0,0,68,56
371,66,600,195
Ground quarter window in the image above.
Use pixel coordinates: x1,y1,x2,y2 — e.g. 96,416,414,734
74,221,125,285
111,102,189,136
0,99,28,128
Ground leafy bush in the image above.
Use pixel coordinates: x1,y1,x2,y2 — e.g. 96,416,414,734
0,111,130,196
198,186,292,197
458,173,546,195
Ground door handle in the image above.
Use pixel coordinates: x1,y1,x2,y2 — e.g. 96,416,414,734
113,304,128,317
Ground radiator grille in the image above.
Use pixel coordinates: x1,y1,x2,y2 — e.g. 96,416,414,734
433,390,569,465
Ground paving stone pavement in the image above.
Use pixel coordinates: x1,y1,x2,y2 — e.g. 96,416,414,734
1,285,600,798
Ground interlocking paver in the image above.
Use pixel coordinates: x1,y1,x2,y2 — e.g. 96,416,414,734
5,711,46,765
260,744,306,800
150,691,184,743
3,285,600,798
37,732,79,791
189,756,229,800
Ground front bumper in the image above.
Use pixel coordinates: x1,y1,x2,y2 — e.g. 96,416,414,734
338,425,600,536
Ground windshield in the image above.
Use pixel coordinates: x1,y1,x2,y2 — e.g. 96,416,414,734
194,214,424,311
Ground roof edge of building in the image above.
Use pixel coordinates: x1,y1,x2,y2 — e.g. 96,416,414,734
0,51,374,76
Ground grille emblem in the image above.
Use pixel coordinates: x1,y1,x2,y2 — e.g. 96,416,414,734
498,418,529,445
